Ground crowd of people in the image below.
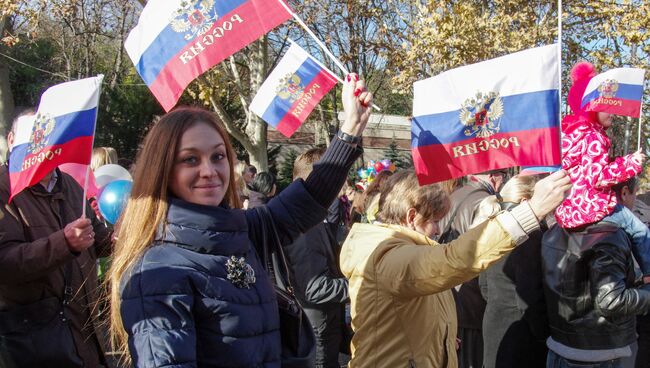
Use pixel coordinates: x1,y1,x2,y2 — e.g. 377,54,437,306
0,66,649,368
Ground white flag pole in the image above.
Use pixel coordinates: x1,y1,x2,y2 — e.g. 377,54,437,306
276,0,380,111
82,74,104,218
638,97,644,151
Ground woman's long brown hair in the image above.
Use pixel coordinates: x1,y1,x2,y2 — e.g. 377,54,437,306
107,107,240,364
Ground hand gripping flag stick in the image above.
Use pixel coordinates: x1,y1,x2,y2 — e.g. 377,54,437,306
276,0,380,112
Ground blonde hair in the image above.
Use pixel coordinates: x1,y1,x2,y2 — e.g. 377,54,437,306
107,107,240,364
234,161,255,207
90,147,118,170
471,174,538,228
377,170,450,226
234,161,247,198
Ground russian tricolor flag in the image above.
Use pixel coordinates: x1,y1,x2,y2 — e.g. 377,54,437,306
412,45,560,185
250,42,338,137
125,0,292,112
9,76,103,200
581,68,645,118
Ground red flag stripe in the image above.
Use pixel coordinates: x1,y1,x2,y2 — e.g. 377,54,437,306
412,128,561,185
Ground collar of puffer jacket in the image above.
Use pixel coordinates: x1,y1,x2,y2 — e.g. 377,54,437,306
157,197,250,256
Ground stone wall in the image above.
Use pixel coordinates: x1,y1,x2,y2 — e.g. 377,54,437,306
267,113,412,166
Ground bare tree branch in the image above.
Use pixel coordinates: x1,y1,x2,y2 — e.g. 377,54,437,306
225,56,250,116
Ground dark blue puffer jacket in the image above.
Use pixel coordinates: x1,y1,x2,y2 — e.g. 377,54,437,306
120,181,327,368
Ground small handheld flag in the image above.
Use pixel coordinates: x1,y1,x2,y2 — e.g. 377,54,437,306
581,68,645,118
125,0,292,112
9,75,103,201
412,45,560,185
250,42,338,137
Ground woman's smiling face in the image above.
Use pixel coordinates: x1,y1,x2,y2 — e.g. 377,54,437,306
169,122,230,206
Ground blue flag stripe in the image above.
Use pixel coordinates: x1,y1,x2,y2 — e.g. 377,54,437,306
9,108,97,173
412,90,559,148
260,57,324,127
581,83,644,108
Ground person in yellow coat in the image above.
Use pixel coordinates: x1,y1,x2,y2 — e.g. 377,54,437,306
340,169,571,367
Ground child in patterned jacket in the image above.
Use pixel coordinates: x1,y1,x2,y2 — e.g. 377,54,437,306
556,61,649,275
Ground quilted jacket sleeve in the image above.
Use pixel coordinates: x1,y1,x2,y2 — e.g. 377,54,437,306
120,255,198,368
287,224,349,304
248,138,362,248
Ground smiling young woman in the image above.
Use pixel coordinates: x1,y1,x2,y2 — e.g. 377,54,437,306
108,76,373,368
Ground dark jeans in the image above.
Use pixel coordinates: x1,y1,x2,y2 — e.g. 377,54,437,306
458,327,483,368
304,306,344,368
636,315,650,368
547,350,624,368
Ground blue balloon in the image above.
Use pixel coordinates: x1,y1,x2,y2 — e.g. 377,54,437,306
98,180,132,224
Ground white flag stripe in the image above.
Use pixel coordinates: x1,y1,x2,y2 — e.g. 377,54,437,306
250,43,309,115
37,76,104,119
125,0,182,64
583,68,645,96
13,115,36,146
413,44,558,117
286,40,340,83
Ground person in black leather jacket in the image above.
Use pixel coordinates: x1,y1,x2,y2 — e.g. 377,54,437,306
542,176,650,368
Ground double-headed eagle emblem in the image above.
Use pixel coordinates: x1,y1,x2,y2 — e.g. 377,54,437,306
459,91,504,138
28,112,56,154
276,73,305,104
598,79,619,98
170,0,219,41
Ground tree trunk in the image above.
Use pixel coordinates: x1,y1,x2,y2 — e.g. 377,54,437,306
624,117,632,154
0,16,14,162
246,38,269,171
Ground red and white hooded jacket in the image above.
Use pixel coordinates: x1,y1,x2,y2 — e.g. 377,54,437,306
555,62,643,229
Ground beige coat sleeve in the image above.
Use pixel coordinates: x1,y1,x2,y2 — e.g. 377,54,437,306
375,218,518,299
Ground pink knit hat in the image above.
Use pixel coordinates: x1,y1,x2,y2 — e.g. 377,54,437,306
563,62,597,132
567,62,596,115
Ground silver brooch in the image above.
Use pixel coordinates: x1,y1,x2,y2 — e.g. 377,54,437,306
226,255,256,289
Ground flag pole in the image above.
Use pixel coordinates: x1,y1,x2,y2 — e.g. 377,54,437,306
276,0,380,111
82,74,104,218
637,97,644,151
